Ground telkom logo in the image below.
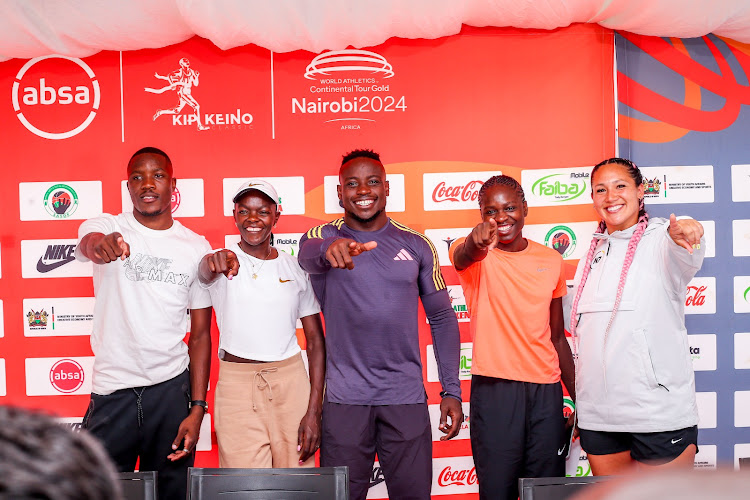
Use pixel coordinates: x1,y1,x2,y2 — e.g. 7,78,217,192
12,55,101,140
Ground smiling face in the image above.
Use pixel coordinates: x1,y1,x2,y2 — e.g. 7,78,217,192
480,184,528,252
337,156,390,231
591,162,645,232
234,191,279,251
127,152,175,229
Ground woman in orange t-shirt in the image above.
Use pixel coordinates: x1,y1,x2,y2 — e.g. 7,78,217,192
451,175,576,500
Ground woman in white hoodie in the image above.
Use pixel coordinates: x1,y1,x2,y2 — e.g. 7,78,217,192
569,158,705,475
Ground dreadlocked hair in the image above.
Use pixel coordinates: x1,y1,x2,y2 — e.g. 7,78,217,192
569,158,649,341
478,175,525,206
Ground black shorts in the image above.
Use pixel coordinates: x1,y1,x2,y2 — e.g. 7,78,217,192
578,426,698,465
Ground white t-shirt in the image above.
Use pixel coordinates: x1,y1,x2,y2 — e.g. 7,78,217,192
76,213,211,395
204,244,320,361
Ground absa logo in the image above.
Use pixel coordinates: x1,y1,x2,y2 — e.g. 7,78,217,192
49,359,85,393
171,186,181,213
438,466,478,487
12,55,100,140
432,180,483,203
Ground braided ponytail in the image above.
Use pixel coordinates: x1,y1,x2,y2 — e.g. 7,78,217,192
569,158,649,339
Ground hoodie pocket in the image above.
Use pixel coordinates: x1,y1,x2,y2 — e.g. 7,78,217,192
633,328,661,390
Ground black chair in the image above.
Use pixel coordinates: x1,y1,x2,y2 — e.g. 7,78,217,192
187,467,348,499
119,471,157,500
519,475,611,500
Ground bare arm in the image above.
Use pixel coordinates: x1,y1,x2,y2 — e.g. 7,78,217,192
550,296,576,427
452,220,498,271
168,306,212,461
198,249,239,284
297,313,326,463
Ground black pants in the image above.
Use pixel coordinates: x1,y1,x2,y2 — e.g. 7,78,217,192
83,370,193,500
320,402,432,500
470,376,566,500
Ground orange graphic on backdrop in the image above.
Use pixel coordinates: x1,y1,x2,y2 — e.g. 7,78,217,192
618,33,750,143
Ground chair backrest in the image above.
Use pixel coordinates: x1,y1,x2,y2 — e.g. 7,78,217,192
119,471,157,500
519,475,611,500
188,467,348,499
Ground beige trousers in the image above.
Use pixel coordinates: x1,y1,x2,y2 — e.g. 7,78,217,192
214,352,314,468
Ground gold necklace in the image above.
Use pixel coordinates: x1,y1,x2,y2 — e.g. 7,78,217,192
249,245,273,280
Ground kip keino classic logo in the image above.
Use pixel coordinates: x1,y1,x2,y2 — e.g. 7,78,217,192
295,49,406,128
146,57,253,131
12,55,101,140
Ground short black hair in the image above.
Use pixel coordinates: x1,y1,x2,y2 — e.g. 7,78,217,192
341,149,381,166
478,174,526,206
129,147,172,170
0,405,123,499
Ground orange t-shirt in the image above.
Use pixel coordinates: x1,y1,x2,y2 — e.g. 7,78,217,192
449,237,566,383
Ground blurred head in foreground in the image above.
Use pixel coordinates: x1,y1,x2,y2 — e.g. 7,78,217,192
0,405,122,500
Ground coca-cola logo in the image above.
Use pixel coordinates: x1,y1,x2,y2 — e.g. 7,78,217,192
686,285,707,307
438,466,478,487
49,359,84,393
432,180,483,203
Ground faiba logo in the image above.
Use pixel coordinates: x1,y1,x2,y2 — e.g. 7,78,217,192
531,172,588,202
146,57,253,131
12,55,101,140
544,225,577,259
43,183,79,218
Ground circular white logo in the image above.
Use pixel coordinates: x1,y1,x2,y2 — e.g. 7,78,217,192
305,50,394,80
12,55,101,140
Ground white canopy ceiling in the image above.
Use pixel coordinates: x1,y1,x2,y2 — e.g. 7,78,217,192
2,0,749,62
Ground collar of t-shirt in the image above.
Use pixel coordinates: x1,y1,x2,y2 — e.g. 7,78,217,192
124,212,178,238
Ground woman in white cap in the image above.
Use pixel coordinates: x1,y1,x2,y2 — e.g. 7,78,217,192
199,179,325,468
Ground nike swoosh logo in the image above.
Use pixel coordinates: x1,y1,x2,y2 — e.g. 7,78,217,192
36,256,76,273
558,447,566,455
671,437,683,444
279,278,294,283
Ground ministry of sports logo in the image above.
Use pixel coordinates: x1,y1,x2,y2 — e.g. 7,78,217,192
43,183,79,218
644,177,661,196
545,225,577,259
27,309,48,329
146,57,253,131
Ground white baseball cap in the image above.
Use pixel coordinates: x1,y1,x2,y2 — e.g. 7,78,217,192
232,179,279,205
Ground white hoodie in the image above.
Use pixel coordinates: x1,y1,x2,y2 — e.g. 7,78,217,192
571,217,705,432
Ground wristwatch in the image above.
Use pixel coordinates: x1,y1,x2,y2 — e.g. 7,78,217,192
190,399,209,412
439,390,461,401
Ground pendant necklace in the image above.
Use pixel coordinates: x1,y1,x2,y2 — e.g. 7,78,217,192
249,245,273,279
